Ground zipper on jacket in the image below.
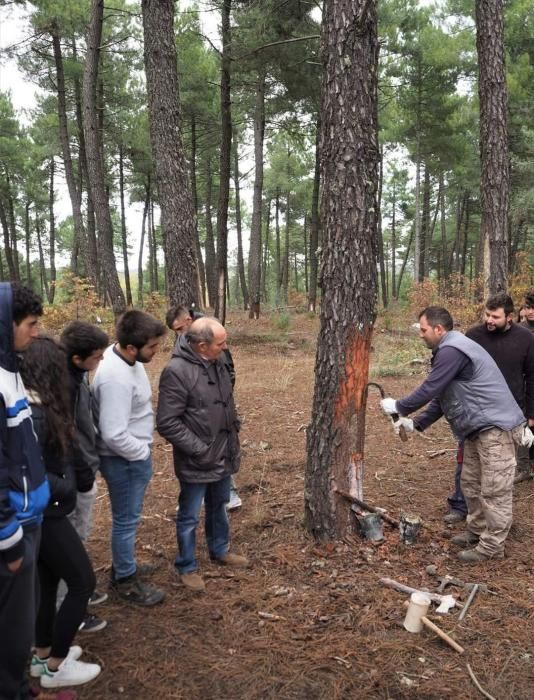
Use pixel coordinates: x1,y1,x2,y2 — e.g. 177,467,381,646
22,465,29,511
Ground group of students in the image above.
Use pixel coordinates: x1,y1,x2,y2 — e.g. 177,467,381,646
1,283,247,699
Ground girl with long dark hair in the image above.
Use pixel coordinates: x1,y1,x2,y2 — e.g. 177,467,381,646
19,336,101,689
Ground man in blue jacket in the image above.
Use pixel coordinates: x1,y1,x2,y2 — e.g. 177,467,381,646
0,282,49,699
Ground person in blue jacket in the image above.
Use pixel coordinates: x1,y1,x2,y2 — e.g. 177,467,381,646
0,282,49,700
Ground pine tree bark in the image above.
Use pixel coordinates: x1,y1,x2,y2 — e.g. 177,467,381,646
138,185,150,306
142,0,198,306
308,121,320,312
191,115,206,307
119,145,132,306
305,0,379,539
377,147,387,306
233,134,249,309
248,71,266,319
204,157,217,307
82,0,126,314
48,158,56,303
476,0,510,295
214,0,232,323
24,201,32,287
0,197,16,280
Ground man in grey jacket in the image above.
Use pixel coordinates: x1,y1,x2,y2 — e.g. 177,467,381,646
381,306,526,563
157,317,248,592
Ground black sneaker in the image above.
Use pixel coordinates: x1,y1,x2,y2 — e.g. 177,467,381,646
78,613,108,633
111,574,165,607
88,590,108,606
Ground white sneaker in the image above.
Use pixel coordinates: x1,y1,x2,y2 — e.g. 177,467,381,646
227,488,242,511
40,656,101,688
30,645,83,677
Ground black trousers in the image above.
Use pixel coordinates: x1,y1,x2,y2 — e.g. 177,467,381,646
35,516,95,659
0,527,40,700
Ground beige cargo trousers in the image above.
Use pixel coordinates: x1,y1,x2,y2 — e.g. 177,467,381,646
461,425,523,557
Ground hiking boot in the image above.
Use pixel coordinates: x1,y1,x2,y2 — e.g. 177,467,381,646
31,646,82,678
78,613,107,633
40,657,101,688
179,571,206,592
227,487,242,511
111,574,165,606
214,552,249,567
458,548,504,563
88,590,108,606
450,531,480,546
443,510,466,525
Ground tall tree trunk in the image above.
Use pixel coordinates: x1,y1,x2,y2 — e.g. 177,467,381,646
308,120,320,312
439,172,447,281
461,194,470,277
72,38,98,286
233,132,249,309
0,198,16,280
142,0,198,306
48,157,56,303
476,0,509,295
146,186,156,293
377,146,387,307
282,151,291,305
391,180,397,298
413,94,422,281
204,157,217,306
5,174,20,281
303,213,308,294
396,223,414,298
275,190,281,306
191,115,206,307
35,215,50,302
25,201,32,287
82,0,126,314
248,70,266,320
150,200,159,292
261,199,271,302
138,185,150,306
420,165,430,279
214,0,232,323
305,0,379,539
119,144,133,306
51,27,91,284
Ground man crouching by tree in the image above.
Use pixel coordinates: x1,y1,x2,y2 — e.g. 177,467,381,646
380,306,531,564
157,317,248,592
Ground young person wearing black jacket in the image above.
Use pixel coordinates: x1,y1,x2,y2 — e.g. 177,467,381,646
60,321,109,630
19,337,101,690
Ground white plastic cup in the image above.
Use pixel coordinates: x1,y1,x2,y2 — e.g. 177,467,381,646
403,591,431,633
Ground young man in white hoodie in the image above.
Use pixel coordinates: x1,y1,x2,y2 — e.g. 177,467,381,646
92,310,166,606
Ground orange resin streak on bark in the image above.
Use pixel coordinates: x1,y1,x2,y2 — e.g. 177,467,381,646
334,327,372,422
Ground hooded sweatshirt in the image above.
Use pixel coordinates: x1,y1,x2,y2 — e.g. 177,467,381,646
0,283,49,563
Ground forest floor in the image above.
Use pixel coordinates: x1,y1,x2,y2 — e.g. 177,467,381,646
40,312,534,700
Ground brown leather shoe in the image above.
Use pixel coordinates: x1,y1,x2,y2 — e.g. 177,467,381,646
214,553,249,567
180,571,206,592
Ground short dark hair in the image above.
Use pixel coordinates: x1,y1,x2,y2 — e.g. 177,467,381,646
11,283,43,324
486,293,514,316
60,321,109,360
116,310,166,349
524,291,534,308
165,304,190,330
418,306,453,331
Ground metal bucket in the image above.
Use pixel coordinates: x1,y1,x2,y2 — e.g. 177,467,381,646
399,512,422,544
358,512,384,542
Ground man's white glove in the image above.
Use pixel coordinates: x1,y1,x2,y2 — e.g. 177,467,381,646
380,397,398,415
520,424,534,448
393,417,414,435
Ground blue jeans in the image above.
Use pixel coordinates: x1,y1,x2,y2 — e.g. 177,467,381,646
100,455,152,579
175,476,231,574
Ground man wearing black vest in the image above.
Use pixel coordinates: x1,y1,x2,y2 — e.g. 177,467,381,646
380,306,528,563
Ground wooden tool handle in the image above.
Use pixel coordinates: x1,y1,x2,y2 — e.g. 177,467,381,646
398,424,408,441
421,616,464,654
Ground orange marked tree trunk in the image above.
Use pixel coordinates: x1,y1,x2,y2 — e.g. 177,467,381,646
305,0,379,540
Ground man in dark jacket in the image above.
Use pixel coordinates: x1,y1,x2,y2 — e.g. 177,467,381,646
0,282,49,699
157,317,248,592
60,321,110,630
444,293,534,521
165,304,241,509
381,306,526,563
